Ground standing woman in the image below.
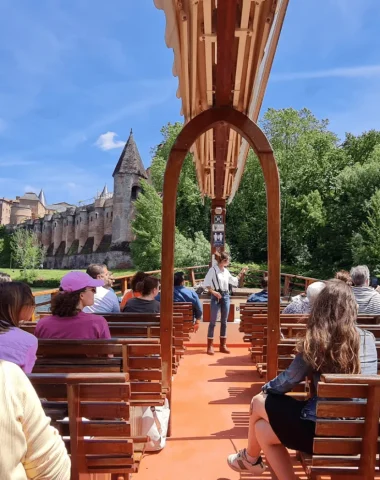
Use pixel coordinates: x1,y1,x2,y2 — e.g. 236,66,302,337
203,251,247,355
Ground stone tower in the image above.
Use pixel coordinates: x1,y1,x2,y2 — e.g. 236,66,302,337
111,130,147,246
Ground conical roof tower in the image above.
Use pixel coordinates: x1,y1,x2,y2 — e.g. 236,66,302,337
112,129,147,179
38,189,47,206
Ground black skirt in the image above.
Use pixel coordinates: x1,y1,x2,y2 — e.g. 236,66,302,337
265,393,315,454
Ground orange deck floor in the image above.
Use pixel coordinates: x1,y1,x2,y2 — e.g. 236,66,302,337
132,323,309,480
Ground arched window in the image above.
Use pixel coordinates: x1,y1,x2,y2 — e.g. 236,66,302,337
131,185,141,201
95,213,98,219
90,216,93,222
106,212,109,218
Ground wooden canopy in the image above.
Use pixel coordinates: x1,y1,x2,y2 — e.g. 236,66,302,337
154,0,289,200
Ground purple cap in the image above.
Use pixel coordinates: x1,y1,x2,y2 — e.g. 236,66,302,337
60,271,104,292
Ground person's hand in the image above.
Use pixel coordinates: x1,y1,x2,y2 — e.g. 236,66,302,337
376,286,380,293
213,291,222,300
240,267,248,275
194,321,200,333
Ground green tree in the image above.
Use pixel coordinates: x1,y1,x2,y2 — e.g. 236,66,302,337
0,226,11,267
351,189,380,274
130,180,163,271
131,180,211,270
150,123,211,238
10,228,45,282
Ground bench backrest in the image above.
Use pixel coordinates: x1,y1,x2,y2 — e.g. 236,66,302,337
34,340,164,405
29,372,143,480
311,374,380,480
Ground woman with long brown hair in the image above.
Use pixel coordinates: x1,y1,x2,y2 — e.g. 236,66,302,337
227,279,377,479
203,251,247,354
0,282,37,373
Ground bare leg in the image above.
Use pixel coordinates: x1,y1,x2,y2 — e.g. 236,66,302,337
255,419,296,480
246,393,269,457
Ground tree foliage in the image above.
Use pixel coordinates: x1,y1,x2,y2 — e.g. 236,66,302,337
0,226,11,267
227,108,380,275
133,111,380,276
10,228,45,282
130,180,211,270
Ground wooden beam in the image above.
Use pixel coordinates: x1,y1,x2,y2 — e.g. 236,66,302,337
215,0,238,107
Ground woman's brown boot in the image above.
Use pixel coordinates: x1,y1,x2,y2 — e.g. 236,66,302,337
219,337,230,354
207,338,214,355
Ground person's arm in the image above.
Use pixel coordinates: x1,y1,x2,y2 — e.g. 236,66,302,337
111,291,120,313
193,293,203,320
15,367,71,479
23,340,38,374
262,353,311,394
228,267,248,287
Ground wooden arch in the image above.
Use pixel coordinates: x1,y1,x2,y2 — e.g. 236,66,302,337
160,106,281,396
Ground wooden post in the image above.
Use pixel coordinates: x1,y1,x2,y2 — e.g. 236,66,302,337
189,268,196,286
161,106,280,431
359,384,380,479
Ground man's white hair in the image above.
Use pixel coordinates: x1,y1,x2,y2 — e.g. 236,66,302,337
306,281,325,305
350,265,370,287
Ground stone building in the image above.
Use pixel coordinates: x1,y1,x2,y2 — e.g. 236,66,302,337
4,131,147,269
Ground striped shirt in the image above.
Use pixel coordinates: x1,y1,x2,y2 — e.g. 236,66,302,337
352,286,380,314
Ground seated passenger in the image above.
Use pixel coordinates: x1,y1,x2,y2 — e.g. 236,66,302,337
282,281,325,314
227,279,377,478
0,272,11,282
247,276,268,303
123,276,160,314
0,360,71,479
335,269,352,286
156,272,202,332
120,271,147,310
0,282,37,373
35,271,111,339
83,263,120,313
350,265,380,314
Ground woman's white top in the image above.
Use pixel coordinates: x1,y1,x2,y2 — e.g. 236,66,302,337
203,265,239,291
0,360,70,479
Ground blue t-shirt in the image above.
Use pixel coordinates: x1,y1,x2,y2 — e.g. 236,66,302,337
156,286,203,319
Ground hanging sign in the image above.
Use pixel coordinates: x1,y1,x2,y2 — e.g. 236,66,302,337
214,214,223,224
213,231,224,246
212,224,224,232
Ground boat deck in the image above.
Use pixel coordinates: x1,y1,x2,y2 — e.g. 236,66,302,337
133,323,309,480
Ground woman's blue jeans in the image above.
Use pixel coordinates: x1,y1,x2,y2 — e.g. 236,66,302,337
207,293,230,339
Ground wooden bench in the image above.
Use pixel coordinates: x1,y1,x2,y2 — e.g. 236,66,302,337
261,338,380,379
29,372,144,480
34,340,165,406
299,374,380,480
173,302,195,337
242,313,380,364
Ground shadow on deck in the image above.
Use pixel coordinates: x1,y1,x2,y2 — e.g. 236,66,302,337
132,324,310,480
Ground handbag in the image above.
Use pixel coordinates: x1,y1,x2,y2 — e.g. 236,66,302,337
141,398,170,451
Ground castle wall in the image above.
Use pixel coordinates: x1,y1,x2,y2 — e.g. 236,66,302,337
10,205,32,225
111,175,133,245
52,215,63,254
0,200,11,225
33,220,42,243
41,216,53,249
45,250,132,270
78,209,89,252
64,214,75,254
94,207,105,252
104,205,113,236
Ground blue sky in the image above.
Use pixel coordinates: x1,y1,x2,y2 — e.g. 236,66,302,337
0,0,379,205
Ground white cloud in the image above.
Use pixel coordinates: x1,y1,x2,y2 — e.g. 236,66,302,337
95,131,125,151
272,64,380,82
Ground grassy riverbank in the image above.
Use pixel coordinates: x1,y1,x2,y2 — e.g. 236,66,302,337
1,268,135,288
